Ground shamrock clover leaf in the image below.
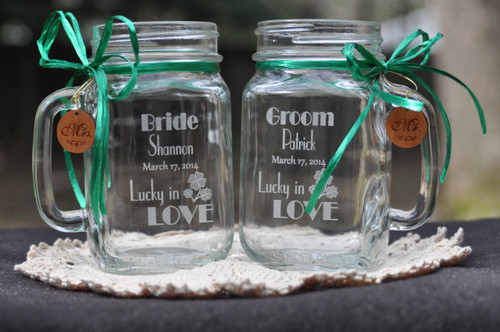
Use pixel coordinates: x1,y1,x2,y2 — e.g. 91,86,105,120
325,186,338,199
184,171,212,203
183,189,193,199
188,171,207,191
310,168,337,200
199,188,212,202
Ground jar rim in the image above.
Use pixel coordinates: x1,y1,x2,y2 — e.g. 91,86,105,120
90,21,222,63
257,19,381,28
253,19,382,62
255,19,381,39
91,21,219,43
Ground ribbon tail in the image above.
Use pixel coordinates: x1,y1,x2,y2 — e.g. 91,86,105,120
59,97,86,209
418,65,487,134
63,149,86,208
306,92,376,213
90,70,110,221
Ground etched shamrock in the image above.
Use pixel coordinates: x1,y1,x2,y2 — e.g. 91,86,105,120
183,189,194,199
188,171,207,191
308,168,338,200
324,185,338,199
199,188,212,201
313,169,333,186
183,171,212,202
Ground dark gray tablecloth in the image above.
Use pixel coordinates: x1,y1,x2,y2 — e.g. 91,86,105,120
1,219,499,332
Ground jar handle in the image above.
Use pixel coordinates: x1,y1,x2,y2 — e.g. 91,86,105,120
389,96,440,231
33,87,87,232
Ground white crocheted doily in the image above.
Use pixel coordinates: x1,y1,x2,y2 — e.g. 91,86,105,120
14,227,470,298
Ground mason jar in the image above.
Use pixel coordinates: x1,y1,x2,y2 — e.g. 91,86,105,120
33,21,234,274
239,19,440,270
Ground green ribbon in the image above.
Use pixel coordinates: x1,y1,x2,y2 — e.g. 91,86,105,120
37,11,219,220
256,60,355,71
105,62,220,74
256,29,487,214
38,11,139,221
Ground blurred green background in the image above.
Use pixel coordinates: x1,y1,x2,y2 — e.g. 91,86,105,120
0,0,498,228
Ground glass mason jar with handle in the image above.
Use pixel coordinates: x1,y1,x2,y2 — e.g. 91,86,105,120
239,19,440,270
33,19,234,274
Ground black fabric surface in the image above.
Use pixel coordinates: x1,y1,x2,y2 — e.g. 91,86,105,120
1,219,499,332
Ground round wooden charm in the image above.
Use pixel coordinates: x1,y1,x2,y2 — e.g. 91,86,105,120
56,110,96,153
386,107,428,148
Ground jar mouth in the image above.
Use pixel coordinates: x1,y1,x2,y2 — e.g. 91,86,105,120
91,21,222,63
256,19,381,33
254,19,382,62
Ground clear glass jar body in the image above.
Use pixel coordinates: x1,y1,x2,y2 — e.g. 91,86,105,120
33,22,234,274
239,20,439,270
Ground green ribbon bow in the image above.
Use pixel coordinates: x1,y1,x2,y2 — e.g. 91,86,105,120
38,12,221,221
38,11,140,220
306,29,487,213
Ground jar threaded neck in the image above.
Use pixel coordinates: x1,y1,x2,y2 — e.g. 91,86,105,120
91,21,222,63
254,19,382,62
